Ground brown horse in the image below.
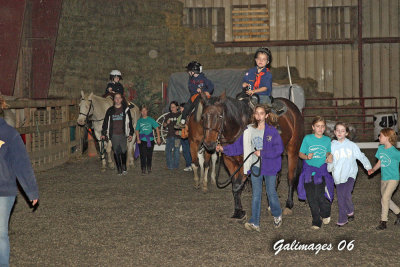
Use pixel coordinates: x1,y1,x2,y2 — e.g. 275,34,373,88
187,99,217,192
201,93,304,219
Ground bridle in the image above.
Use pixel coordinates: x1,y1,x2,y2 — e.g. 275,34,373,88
79,99,93,125
203,110,225,145
79,99,104,126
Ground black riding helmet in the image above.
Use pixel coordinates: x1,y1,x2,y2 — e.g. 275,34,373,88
186,61,202,74
254,47,272,69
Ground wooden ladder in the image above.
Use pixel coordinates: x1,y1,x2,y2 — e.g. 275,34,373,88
232,4,270,42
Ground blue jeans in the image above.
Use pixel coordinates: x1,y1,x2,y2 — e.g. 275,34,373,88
249,167,282,227
180,138,192,167
166,137,180,169
0,196,16,267
258,94,272,104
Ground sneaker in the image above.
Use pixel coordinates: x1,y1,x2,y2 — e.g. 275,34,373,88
273,216,282,228
183,166,193,171
322,217,331,225
122,171,128,175
336,222,348,227
311,225,320,230
376,221,387,230
244,222,260,232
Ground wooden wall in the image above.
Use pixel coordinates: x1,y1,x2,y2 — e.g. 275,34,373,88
182,0,400,114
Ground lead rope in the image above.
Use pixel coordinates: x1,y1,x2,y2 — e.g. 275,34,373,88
215,148,261,189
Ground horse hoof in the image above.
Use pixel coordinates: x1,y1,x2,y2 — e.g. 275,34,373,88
202,187,208,193
282,207,293,216
194,184,200,190
101,168,106,173
109,165,115,170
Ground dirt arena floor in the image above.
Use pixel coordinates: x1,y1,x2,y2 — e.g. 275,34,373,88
9,150,400,266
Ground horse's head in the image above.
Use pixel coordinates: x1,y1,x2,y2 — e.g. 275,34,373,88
202,93,226,151
77,91,94,126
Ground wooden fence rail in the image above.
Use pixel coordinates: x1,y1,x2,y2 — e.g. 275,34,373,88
7,98,83,172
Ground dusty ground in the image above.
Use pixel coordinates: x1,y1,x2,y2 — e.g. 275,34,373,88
9,150,400,266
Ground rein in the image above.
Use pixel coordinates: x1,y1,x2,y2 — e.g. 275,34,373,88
80,99,106,161
215,149,261,191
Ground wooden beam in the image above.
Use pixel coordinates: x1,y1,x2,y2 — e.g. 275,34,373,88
233,31,269,36
232,14,269,19
232,9,268,14
233,25,270,30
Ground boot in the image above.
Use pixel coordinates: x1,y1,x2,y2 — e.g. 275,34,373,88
114,153,122,175
141,167,146,175
376,221,387,230
121,152,127,175
395,213,400,225
147,166,152,174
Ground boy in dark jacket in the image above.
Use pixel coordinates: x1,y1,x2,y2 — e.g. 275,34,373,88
175,61,214,129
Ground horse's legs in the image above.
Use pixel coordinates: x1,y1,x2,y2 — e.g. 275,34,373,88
201,152,212,192
106,140,114,169
224,156,246,220
190,140,200,189
283,148,299,215
210,152,218,185
198,151,208,192
126,140,134,170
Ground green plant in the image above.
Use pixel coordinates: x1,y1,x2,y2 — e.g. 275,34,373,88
127,76,163,118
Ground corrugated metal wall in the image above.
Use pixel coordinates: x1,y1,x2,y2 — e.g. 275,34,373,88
183,0,400,113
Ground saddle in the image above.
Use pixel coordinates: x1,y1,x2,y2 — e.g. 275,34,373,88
235,88,287,116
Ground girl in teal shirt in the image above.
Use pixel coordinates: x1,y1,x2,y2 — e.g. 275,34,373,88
369,128,400,230
135,105,161,174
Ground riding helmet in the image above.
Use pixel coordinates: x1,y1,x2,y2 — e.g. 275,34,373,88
254,47,272,68
109,69,123,80
186,61,202,74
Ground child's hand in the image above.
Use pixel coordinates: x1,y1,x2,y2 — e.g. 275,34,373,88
307,153,313,160
326,154,333,163
167,119,171,124
242,82,249,88
205,92,211,98
254,150,261,157
368,169,374,175
197,88,202,93
216,145,223,152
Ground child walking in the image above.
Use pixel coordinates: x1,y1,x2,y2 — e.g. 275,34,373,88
242,104,284,231
326,122,372,226
136,105,161,175
368,128,400,230
298,116,334,229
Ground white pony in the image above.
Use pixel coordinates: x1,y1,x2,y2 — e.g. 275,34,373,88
77,91,140,171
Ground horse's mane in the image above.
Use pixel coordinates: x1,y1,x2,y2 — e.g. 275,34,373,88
220,96,251,129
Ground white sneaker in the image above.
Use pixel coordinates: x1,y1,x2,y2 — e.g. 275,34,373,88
322,217,331,225
273,216,282,228
244,222,260,232
183,166,193,171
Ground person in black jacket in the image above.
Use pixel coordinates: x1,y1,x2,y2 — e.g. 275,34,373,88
0,96,39,266
101,93,134,175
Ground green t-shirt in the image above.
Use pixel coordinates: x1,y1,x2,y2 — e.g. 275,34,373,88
135,117,159,141
300,134,331,168
375,145,400,181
